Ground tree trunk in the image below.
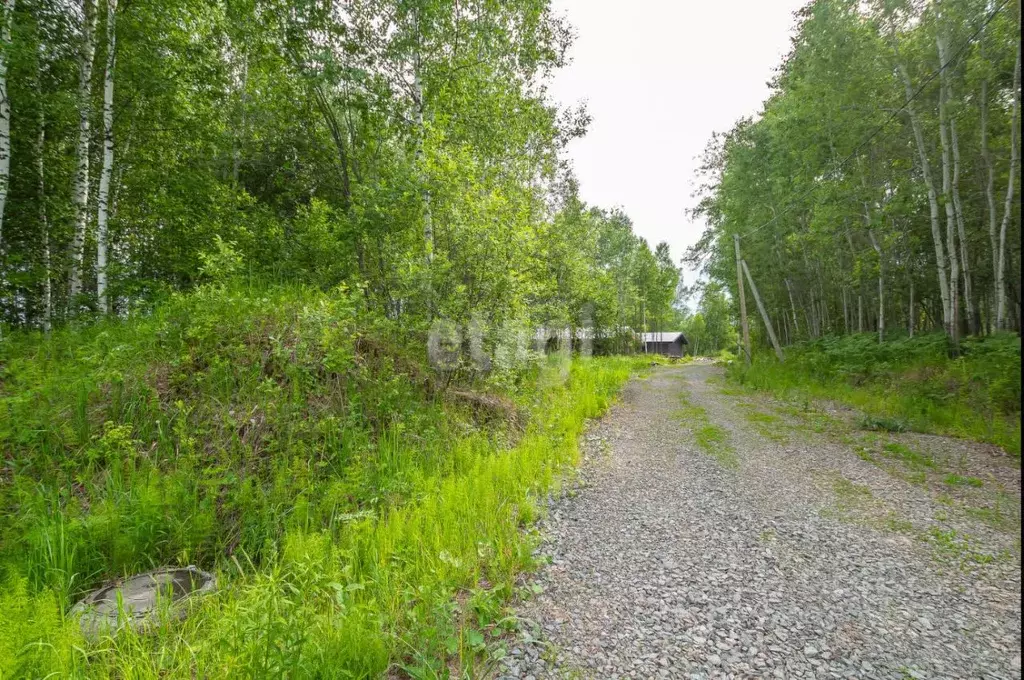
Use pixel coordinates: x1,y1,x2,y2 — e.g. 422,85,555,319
232,55,247,184
414,67,433,267
898,61,951,335
981,77,1001,327
69,0,98,302
38,122,52,332
938,33,976,335
784,277,800,338
909,278,915,338
869,229,884,343
0,0,13,263
935,41,961,349
997,39,1021,329
734,235,751,363
842,286,849,334
96,0,117,315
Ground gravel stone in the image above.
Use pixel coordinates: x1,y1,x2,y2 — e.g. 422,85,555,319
496,365,1021,679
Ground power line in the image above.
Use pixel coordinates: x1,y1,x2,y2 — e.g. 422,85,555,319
738,0,1011,242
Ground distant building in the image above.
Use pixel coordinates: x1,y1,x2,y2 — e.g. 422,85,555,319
641,331,688,357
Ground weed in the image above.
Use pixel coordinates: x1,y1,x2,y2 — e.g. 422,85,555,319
728,333,1021,456
964,493,1020,532
676,391,738,468
881,442,934,469
943,474,983,488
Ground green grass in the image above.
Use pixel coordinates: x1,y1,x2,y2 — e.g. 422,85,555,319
881,442,935,470
0,283,646,678
676,391,738,468
729,332,1021,456
943,474,984,488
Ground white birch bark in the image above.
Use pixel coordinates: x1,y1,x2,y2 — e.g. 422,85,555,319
897,62,951,333
997,40,1021,329
937,32,976,335
96,0,116,314
935,41,960,344
69,0,98,301
0,0,14,261
980,77,1001,324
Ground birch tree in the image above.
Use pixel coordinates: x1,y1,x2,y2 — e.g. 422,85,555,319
996,37,1020,328
95,0,116,314
0,0,13,260
68,0,97,302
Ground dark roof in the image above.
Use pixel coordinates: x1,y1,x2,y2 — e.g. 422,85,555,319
641,331,688,344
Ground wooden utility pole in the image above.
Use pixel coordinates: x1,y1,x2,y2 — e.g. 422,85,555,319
734,235,751,364
741,258,785,362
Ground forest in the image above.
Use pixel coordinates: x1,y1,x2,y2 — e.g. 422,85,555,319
0,0,680,338
690,0,1021,348
0,0,686,676
0,0,1021,676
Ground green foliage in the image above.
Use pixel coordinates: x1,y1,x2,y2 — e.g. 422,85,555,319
687,0,1022,345
0,284,645,676
729,332,1022,455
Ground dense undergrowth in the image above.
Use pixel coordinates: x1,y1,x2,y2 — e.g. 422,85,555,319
0,284,644,678
728,332,1021,457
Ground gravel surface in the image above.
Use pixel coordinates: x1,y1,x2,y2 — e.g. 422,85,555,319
498,364,1021,680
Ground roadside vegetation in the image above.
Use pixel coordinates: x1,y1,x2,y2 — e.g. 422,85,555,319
0,284,646,678
728,332,1021,456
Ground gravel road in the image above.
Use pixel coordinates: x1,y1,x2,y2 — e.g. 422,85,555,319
498,364,1021,680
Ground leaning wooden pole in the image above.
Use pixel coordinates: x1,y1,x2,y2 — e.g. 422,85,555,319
734,235,751,365
741,258,785,362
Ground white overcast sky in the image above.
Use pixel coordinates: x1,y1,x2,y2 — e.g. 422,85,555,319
548,0,806,294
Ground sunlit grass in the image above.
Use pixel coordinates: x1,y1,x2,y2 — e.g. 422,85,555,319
0,284,647,677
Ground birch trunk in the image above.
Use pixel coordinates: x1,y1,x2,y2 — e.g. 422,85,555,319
980,77,1001,324
997,39,1021,329
69,0,98,301
0,0,13,259
938,33,976,335
96,0,117,314
897,62,951,333
935,43,961,346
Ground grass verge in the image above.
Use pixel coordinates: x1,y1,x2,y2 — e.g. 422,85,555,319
728,332,1021,456
0,284,646,678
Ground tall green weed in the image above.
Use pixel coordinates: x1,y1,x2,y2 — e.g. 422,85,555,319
729,332,1021,456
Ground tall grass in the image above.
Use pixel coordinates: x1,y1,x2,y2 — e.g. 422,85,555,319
729,332,1021,456
0,284,643,677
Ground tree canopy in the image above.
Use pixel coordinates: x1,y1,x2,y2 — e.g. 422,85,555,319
0,0,680,340
689,0,1021,350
